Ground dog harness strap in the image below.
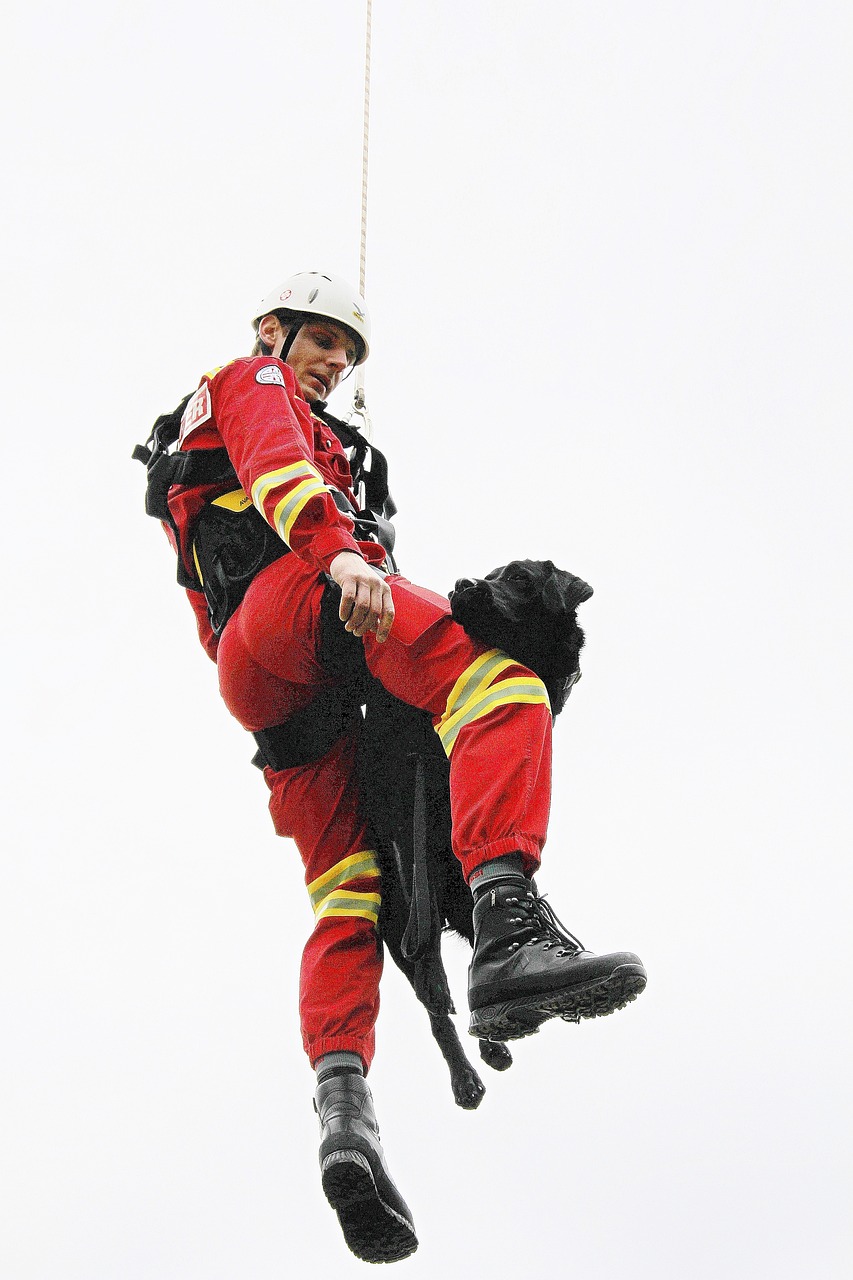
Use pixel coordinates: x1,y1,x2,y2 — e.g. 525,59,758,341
400,754,438,962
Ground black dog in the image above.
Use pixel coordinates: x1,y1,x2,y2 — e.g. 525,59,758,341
355,560,592,1109
450,559,593,715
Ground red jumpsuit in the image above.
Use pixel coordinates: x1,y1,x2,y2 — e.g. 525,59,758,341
168,356,552,1070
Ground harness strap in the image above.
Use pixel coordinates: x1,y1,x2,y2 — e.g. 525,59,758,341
400,753,439,963
145,447,235,521
313,403,397,520
252,689,363,771
249,580,369,771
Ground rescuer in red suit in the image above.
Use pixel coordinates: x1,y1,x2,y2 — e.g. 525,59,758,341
164,273,646,1264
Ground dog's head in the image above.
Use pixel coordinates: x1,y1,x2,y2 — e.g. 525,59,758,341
449,559,593,716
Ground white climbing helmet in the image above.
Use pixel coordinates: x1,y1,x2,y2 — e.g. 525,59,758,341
252,271,370,364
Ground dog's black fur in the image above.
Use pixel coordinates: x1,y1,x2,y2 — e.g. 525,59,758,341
358,683,508,1108
450,559,593,715
353,559,592,1109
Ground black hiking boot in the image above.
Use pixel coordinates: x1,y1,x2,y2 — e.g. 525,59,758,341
468,876,647,1041
315,1070,418,1264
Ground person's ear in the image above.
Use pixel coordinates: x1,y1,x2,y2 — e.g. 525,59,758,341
258,314,283,354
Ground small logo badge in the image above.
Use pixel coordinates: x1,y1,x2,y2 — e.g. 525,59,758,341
256,365,286,387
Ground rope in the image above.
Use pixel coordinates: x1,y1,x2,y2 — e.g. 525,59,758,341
359,0,372,301
353,0,372,431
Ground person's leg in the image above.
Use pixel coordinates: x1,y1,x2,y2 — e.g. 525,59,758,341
217,560,384,1068
363,575,552,879
216,559,416,1259
363,573,646,1041
313,1052,418,1263
265,730,384,1069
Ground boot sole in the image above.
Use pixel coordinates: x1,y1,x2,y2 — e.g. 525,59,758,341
321,1149,419,1263
469,963,647,1042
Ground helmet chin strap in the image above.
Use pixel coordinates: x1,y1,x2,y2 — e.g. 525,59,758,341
259,318,303,361
260,316,355,407
279,320,328,407
279,319,302,364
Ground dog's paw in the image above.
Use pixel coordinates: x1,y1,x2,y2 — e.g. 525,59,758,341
451,1065,486,1110
478,1038,513,1072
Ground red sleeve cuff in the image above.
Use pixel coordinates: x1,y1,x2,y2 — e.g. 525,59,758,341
308,527,364,573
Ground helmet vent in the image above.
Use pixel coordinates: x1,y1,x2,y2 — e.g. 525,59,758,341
308,288,319,303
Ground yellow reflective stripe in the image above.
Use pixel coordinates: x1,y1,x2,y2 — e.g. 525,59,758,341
192,542,204,586
438,649,515,734
307,850,380,911
211,487,252,512
437,650,515,743
439,677,550,757
314,890,381,925
274,477,329,544
250,461,322,511
320,907,381,924
441,653,492,724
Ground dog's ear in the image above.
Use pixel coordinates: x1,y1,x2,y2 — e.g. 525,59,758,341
541,575,565,616
543,568,593,615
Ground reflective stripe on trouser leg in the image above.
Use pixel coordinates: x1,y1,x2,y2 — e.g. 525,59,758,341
435,649,552,880
265,731,384,1071
435,647,550,756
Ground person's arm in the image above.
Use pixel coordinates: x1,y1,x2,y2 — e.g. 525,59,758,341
211,358,393,641
210,358,362,570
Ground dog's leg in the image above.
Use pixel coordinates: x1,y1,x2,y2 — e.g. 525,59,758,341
427,1011,486,1110
409,948,486,1109
437,857,515,1077
478,1039,513,1071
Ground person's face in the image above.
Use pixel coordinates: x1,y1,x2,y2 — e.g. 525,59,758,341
261,316,358,403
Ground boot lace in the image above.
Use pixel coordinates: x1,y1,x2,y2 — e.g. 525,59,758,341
502,882,586,957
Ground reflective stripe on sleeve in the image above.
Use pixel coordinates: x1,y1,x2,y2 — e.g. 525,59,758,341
272,476,330,543
250,460,333,547
251,460,321,507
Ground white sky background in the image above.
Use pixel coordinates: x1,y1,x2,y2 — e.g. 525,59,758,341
2,1,851,1276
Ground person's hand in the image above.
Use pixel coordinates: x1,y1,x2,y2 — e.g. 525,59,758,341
329,551,395,643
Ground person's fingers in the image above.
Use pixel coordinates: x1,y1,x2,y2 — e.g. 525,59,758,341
335,564,394,640
375,583,395,643
359,580,384,640
350,579,379,638
339,578,357,623
345,580,372,633
349,579,379,636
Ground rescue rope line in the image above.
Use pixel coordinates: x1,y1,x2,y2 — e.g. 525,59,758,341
359,0,372,302
352,0,372,434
